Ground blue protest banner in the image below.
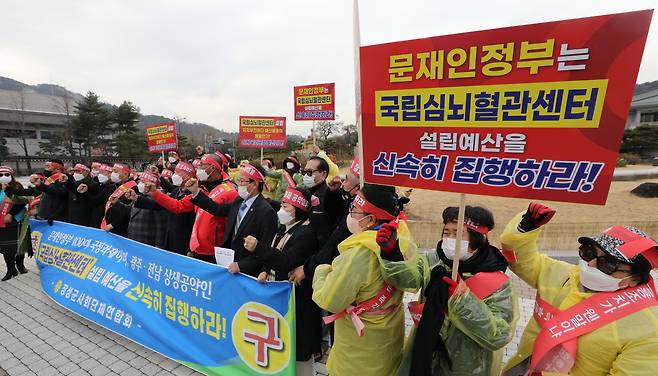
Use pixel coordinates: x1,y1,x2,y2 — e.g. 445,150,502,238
30,219,296,375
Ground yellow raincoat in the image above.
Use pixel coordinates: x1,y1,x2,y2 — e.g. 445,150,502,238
502,212,658,376
312,220,423,376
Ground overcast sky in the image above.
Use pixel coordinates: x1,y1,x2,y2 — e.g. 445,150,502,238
3,0,657,136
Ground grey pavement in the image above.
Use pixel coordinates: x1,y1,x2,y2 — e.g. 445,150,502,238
0,256,536,375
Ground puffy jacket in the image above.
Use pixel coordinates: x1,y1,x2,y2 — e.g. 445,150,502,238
153,180,237,256
502,212,658,376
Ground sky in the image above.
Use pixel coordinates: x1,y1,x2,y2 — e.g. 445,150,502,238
2,0,657,136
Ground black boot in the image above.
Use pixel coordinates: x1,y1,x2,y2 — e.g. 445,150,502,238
2,253,18,281
15,255,28,274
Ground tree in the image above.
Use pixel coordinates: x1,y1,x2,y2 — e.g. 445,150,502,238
10,90,32,170
114,101,140,135
37,132,68,157
71,92,112,157
0,135,9,162
52,87,77,156
315,120,341,146
342,123,358,147
620,125,658,156
115,132,148,159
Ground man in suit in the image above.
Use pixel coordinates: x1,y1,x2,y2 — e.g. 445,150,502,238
187,163,278,277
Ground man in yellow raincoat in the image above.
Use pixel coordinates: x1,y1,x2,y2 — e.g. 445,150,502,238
312,184,423,375
502,202,658,376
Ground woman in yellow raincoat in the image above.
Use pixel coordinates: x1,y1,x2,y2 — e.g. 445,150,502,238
312,184,423,375
502,202,658,376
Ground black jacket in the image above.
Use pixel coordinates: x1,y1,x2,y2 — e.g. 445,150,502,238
35,180,68,222
252,222,322,361
190,192,278,277
134,187,195,255
308,182,341,248
81,182,116,228
64,175,99,226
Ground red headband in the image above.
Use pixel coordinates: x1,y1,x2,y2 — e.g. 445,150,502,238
192,159,202,168
0,166,13,174
451,217,490,235
175,162,195,175
350,156,360,178
140,171,159,185
353,193,396,221
74,163,90,172
241,164,269,191
282,188,310,212
48,161,64,170
113,163,131,174
200,154,223,172
214,151,229,167
99,164,113,174
91,162,102,169
160,169,173,178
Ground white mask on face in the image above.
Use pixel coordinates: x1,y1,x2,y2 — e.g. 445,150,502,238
168,157,178,163
196,168,210,182
0,176,11,184
110,172,121,183
137,182,146,194
90,170,99,178
346,214,371,234
277,208,294,225
441,237,472,260
579,260,631,292
98,174,109,184
286,162,295,170
238,185,250,200
171,173,183,186
303,174,318,188
73,173,84,182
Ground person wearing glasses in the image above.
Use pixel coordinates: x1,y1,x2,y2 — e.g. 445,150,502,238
501,203,658,376
301,157,341,247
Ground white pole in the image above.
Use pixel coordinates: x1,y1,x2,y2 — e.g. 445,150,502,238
260,147,264,165
353,0,364,188
312,120,317,146
451,193,467,280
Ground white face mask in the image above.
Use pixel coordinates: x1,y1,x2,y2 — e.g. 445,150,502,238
73,173,84,182
303,174,318,188
238,185,250,200
137,182,146,194
0,176,11,184
441,237,472,260
579,260,631,292
98,174,109,184
196,168,210,182
277,208,294,225
168,157,178,163
110,172,121,183
90,170,99,178
171,173,183,186
346,214,371,234
286,162,295,170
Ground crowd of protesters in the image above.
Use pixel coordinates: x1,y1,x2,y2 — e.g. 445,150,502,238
1,144,657,376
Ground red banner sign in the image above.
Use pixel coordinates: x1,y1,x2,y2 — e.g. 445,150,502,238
359,10,652,205
294,83,335,120
239,116,287,148
145,123,178,153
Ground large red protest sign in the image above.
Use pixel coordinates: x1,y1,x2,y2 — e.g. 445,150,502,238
359,10,652,205
294,83,335,120
145,123,178,153
239,116,287,148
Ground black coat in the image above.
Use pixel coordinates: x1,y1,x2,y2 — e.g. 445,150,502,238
64,175,99,226
252,222,322,361
308,182,342,248
135,187,195,255
35,180,68,222
190,192,278,277
82,182,116,228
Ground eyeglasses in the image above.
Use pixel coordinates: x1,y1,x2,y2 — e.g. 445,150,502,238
348,203,369,218
301,169,319,176
579,244,632,275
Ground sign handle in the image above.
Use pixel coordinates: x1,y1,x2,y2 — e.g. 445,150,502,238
353,0,364,188
161,151,166,169
312,120,316,146
451,193,467,281
260,148,264,165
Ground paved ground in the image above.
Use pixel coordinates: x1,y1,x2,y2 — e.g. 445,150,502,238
0,257,536,376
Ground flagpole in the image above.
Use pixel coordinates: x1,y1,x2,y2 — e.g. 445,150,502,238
353,0,364,188
451,193,467,280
